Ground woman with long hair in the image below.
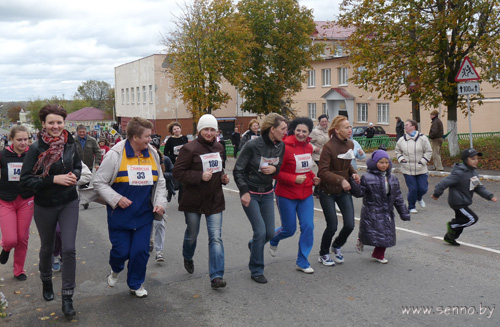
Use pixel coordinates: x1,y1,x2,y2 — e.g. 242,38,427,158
234,113,287,284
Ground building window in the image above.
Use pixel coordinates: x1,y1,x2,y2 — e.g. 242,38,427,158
136,86,140,104
334,46,343,57
357,103,368,123
149,85,153,103
121,89,125,105
307,70,315,87
143,86,146,104
308,103,317,120
377,103,389,124
322,103,327,116
131,87,135,104
338,67,348,86
322,68,331,87
126,88,129,104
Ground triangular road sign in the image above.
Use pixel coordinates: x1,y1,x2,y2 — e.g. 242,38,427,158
455,57,480,82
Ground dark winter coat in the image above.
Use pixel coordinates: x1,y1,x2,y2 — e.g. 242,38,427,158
350,158,410,248
173,136,226,215
432,162,494,209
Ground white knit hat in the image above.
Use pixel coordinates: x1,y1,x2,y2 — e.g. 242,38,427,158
197,114,218,132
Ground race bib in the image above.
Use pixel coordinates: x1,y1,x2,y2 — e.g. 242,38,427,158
127,165,153,186
337,149,356,160
8,162,23,181
295,153,312,174
259,156,279,172
251,135,258,140
101,149,106,156
469,176,482,191
173,145,184,156
200,152,223,173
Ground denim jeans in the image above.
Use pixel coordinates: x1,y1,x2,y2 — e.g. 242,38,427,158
403,174,428,210
242,192,275,277
271,195,314,269
183,212,224,280
318,191,355,256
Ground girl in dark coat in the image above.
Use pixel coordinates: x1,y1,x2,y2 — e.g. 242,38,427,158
350,150,410,263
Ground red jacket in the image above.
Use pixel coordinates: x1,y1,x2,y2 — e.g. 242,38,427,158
275,135,315,200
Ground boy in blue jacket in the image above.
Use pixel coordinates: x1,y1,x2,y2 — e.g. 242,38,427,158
431,148,497,246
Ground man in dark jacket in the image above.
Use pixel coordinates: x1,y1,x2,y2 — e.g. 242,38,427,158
231,127,240,158
364,123,375,138
395,116,404,140
75,125,102,171
428,110,444,171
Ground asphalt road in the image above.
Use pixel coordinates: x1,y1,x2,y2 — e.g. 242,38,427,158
1,158,500,326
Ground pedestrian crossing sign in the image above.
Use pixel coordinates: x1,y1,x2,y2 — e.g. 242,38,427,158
455,57,480,82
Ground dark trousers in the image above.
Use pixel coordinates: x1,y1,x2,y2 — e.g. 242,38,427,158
34,199,79,290
449,207,479,239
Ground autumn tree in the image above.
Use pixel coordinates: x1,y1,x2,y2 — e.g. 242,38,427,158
7,106,22,122
337,0,500,155
74,80,112,111
237,0,323,117
163,0,252,127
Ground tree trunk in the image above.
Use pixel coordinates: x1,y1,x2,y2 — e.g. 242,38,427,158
447,120,460,157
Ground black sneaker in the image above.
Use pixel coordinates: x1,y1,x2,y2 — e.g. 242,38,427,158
184,259,194,274
251,275,267,284
211,277,226,289
0,249,10,264
15,273,27,281
444,233,460,246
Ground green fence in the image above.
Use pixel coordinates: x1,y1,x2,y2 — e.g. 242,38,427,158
353,135,397,149
455,132,500,140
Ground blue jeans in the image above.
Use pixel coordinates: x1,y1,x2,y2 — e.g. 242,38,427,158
271,195,314,269
183,212,224,280
318,191,355,256
242,192,275,277
404,174,428,210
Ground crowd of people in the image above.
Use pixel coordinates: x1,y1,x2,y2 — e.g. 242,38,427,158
0,104,497,320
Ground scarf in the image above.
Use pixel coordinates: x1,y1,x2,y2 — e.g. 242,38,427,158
33,129,69,177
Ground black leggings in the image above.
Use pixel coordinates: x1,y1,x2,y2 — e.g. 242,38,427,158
34,199,79,290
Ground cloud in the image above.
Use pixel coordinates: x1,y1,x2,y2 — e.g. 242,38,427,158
0,0,338,102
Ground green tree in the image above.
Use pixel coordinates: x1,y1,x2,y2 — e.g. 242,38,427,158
26,99,47,130
163,0,252,127
237,0,323,117
337,0,500,155
74,80,112,110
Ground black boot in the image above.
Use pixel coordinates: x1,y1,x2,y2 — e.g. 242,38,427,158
62,289,76,318
0,249,10,264
42,279,54,301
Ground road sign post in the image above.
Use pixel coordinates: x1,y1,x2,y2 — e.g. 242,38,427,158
455,57,480,148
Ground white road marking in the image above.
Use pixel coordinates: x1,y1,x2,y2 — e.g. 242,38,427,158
223,187,500,255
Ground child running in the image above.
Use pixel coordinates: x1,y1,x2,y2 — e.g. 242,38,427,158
431,148,497,246
350,150,410,263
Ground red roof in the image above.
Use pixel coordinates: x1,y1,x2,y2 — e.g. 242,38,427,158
66,107,111,121
313,21,355,39
321,88,355,100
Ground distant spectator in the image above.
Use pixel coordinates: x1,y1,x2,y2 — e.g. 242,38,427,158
428,110,444,171
231,127,241,158
395,116,404,140
364,123,375,139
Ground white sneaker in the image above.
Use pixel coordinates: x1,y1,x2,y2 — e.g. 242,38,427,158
296,265,314,274
130,286,148,298
318,254,335,266
371,256,388,264
418,199,426,208
409,208,418,214
331,247,344,263
356,239,364,254
335,203,341,212
107,271,119,287
155,251,165,262
269,245,278,257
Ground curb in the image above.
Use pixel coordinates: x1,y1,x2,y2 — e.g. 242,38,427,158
356,164,500,181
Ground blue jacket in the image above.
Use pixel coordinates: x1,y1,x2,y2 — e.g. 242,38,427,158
351,158,410,247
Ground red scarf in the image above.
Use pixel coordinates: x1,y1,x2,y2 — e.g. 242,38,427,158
33,129,69,177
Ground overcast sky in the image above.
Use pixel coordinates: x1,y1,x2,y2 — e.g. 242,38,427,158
0,0,341,102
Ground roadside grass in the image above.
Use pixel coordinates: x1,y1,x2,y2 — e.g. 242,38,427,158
438,137,500,170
